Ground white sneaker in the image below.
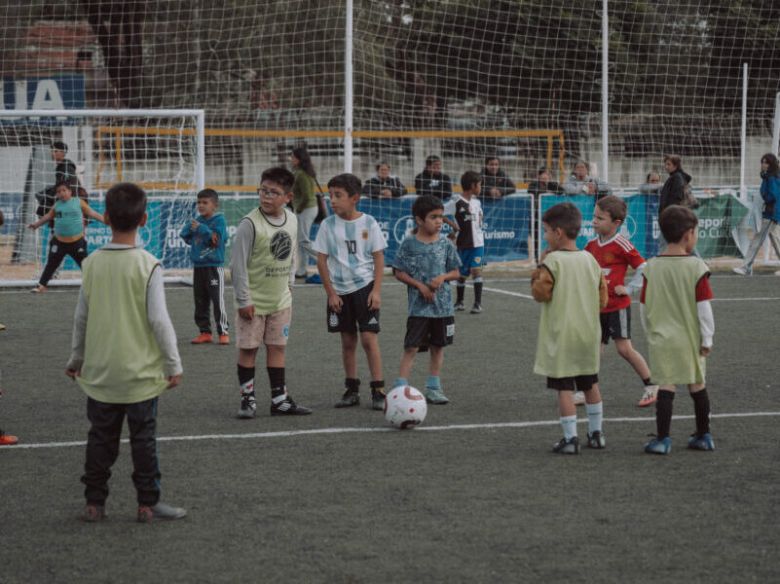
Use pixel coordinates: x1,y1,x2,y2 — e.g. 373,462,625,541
638,385,659,407
732,266,750,276
573,391,586,406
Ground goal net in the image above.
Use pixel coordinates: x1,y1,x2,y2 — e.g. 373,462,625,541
1,1,778,267
0,109,204,285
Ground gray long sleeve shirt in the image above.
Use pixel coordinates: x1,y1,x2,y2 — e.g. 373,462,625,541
230,213,296,310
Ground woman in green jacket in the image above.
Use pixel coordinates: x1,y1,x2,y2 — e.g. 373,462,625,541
291,146,319,278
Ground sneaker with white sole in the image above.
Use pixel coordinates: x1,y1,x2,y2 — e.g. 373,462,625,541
687,432,715,451
424,387,449,404
573,391,586,406
454,302,465,312
271,396,313,415
470,303,483,314
137,502,187,523
586,431,606,449
237,392,257,419
644,435,672,454
732,266,751,276
637,385,659,408
552,436,580,454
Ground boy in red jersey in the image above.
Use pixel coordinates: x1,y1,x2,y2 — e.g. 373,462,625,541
585,196,658,407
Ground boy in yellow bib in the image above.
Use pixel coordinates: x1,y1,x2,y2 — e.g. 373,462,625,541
641,206,715,454
532,203,608,454
66,183,185,523
231,167,312,418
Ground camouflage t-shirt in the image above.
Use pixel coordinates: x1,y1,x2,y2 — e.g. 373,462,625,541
393,235,461,318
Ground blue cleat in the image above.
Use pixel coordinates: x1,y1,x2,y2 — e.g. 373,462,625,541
644,436,672,455
687,432,715,451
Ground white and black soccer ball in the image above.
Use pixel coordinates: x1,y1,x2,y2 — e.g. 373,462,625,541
384,385,427,429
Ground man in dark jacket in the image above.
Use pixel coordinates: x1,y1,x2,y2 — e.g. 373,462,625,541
414,155,452,200
659,154,693,214
35,141,81,217
362,162,407,198
526,168,562,197
480,157,515,199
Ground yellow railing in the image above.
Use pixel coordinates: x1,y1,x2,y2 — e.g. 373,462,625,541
95,127,565,192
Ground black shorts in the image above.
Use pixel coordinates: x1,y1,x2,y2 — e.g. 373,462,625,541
404,316,455,352
327,282,380,334
600,307,631,344
547,374,599,392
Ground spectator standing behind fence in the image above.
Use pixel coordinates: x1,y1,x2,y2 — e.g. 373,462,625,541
733,153,780,276
527,169,562,197
527,168,563,259
415,155,453,200
563,161,612,197
362,162,407,198
659,155,692,214
35,141,80,218
480,157,515,199
290,147,319,279
638,171,663,195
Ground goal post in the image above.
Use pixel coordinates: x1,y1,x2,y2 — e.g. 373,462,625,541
0,109,205,286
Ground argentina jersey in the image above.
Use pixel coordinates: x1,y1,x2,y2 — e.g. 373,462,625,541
313,213,387,295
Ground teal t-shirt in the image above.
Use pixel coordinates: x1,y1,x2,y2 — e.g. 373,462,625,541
54,197,83,238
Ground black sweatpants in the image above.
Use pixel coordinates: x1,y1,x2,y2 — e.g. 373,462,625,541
39,237,87,286
193,266,228,335
82,397,161,506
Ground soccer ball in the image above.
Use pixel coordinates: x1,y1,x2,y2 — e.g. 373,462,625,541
384,385,427,429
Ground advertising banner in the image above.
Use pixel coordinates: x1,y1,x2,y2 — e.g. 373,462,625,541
20,191,749,272
538,193,748,259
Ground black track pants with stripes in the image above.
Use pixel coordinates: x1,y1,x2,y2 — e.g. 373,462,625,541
193,266,229,335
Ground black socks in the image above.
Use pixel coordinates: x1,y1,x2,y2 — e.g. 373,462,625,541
655,390,675,439
691,388,710,436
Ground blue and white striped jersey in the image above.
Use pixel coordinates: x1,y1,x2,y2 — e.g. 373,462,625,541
313,212,387,295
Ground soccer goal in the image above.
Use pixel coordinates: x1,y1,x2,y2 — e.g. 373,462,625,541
0,109,205,287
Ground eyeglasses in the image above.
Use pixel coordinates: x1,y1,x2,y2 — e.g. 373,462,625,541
257,187,286,198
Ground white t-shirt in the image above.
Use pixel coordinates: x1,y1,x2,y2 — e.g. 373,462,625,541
313,212,387,295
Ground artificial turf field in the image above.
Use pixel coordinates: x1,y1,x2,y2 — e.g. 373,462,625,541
0,274,778,583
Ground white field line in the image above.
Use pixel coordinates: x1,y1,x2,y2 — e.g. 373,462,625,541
6,411,780,451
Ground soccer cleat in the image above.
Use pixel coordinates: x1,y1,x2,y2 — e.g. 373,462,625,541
371,388,386,411
271,396,313,416
137,502,187,523
637,385,659,408
424,387,449,405
586,431,606,449
191,332,213,344
552,436,580,454
218,334,230,345
0,431,19,446
453,302,465,312
644,436,672,455
0,323,6,331
334,389,360,408
687,432,715,451
732,266,750,276
30,284,46,294
305,274,322,284
237,392,257,419
470,303,483,314
573,391,586,406
81,503,106,522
